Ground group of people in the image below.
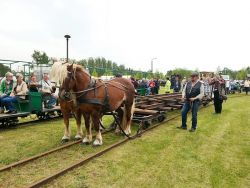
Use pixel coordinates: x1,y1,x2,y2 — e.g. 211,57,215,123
0,72,57,114
131,78,161,95
178,72,229,132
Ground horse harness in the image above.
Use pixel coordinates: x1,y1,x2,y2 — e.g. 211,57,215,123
62,73,128,112
61,68,135,139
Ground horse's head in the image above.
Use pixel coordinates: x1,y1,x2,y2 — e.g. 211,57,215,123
59,64,76,100
64,64,76,92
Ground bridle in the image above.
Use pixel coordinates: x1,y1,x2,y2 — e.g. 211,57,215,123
62,67,97,101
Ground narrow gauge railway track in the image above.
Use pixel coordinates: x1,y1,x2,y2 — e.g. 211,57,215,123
26,112,185,188
0,128,114,173
0,113,63,131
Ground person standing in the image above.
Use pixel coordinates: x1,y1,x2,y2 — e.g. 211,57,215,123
225,80,230,95
149,79,155,95
130,77,139,89
173,76,181,92
209,75,226,114
164,77,171,93
244,77,250,95
154,79,160,94
177,72,204,132
181,77,187,91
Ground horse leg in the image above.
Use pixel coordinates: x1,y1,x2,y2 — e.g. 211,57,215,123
124,100,135,135
114,108,123,134
62,112,71,142
93,113,103,146
75,110,83,140
82,113,93,144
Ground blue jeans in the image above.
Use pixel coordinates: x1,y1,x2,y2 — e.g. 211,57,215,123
0,95,9,109
2,96,18,111
43,95,57,108
181,100,200,129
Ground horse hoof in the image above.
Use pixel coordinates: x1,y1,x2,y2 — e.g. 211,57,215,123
75,135,82,140
82,137,91,145
93,139,103,146
61,138,69,143
61,136,70,143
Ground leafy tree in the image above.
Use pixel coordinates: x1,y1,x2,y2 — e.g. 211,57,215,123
135,71,143,80
154,71,165,79
105,69,113,76
31,50,50,65
91,69,98,77
236,68,247,80
0,64,11,77
167,68,193,78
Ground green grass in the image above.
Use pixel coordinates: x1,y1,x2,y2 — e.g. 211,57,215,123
0,116,114,167
44,95,250,188
0,94,249,187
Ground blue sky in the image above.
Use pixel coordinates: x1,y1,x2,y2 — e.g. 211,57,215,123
0,0,249,73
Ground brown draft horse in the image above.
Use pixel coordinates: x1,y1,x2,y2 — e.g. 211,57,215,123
50,62,135,146
50,62,87,142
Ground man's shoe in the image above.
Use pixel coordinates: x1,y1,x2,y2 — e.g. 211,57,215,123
189,128,196,132
6,110,17,114
177,126,187,130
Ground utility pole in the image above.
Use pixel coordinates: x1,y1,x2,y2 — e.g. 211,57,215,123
64,35,71,62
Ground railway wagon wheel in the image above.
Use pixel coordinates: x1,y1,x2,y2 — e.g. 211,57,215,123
57,110,63,117
157,114,166,122
0,117,18,127
142,120,152,129
37,112,46,120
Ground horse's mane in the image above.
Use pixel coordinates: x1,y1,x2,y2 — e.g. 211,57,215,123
50,61,89,84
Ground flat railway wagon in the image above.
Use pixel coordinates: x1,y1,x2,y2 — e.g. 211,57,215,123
132,93,211,129
0,92,61,127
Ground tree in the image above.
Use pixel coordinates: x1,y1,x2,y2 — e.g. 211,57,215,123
91,69,98,77
236,68,247,80
0,64,11,77
135,71,143,80
31,50,50,65
168,68,193,78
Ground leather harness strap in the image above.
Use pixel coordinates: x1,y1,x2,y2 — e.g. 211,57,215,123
66,72,128,112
